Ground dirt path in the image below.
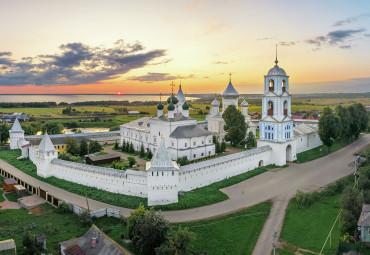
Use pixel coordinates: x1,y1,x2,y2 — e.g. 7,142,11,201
0,190,21,210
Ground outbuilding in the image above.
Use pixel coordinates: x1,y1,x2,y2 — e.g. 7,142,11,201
14,185,27,198
2,178,17,192
86,153,121,166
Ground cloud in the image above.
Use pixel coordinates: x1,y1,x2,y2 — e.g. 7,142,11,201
304,29,366,48
213,61,228,64
339,45,351,49
333,13,370,26
0,40,166,86
279,41,296,46
186,0,202,10
292,77,370,93
256,37,273,41
127,72,195,83
365,33,370,37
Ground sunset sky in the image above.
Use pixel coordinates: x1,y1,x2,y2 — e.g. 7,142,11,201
0,0,370,94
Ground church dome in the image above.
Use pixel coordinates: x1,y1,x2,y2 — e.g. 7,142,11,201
177,85,185,103
222,80,239,96
167,102,175,111
267,65,286,76
157,102,164,110
211,98,220,106
167,95,178,104
182,101,189,110
241,99,248,107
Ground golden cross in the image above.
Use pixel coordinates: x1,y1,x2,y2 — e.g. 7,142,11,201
170,81,175,94
159,92,162,102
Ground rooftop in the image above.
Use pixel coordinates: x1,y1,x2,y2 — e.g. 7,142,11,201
170,125,212,139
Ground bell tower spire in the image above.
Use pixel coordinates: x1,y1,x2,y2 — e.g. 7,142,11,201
275,44,278,66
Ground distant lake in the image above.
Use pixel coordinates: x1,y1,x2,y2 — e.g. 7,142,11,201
0,94,199,104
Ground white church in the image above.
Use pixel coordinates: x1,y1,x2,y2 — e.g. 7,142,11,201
8,55,322,206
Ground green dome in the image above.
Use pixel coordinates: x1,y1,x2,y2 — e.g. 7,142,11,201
157,102,164,110
182,101,189,110
167,102,175,111
167,95,178,104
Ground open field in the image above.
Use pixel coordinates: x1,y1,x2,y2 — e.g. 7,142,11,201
175,202,271,255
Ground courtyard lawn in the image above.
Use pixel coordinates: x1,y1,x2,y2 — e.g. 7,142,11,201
279,193,342,254
175,202,271,255
296,139,355,163
0,204,131,254
4,191,19,202
0,149,271,211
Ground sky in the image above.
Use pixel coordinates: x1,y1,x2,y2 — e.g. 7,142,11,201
0,0,370,94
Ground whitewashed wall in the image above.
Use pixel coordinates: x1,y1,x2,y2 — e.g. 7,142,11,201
295,132,322,154
179,145,272,191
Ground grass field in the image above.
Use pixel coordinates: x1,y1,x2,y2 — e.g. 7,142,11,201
0,204,131,254
0,149,270,211
4,191,19,202
175,202,271,255
296,139,354,163
279,193,341,254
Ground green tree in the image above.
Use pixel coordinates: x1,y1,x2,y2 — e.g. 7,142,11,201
246,131,255,149
146,150,153,159
215,142,221,153
79,210,92,227
355,103,368,134
19,232,42,255
128,206,169,255
114,141,119,150
121,140,126,152
41,122,64,134
0,124,10,144
222,105,247,145
318,107,339,152
22,123,40,135
140,143,145,158
156,226,196,255
129,142,135,153
341,186,363,234
348,104,361,139
59,152,84,163
79,140,88,156
177,156,190,166
335,105,351,143
89,140,102,153
221,141,227,152
128,156,137,167
66,137,80,156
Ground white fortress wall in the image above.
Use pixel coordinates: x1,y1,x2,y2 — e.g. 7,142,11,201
178,145,272,191
49,159,147,197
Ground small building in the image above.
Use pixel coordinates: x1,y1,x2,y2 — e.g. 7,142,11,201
86,153,121,166
128,111,139,115
2,178,17,192
308,114,319,120
0,239,16,255
2,113,29,123
28,136,90,155
60,224,132,255
14,185,27,198
358,204,370,245
292,115,304,120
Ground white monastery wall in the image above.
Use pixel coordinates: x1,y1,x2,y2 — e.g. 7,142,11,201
295,132,322,154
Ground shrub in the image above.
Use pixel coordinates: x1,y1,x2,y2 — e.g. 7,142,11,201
55,203,71,214
128,156,137,167
79,211,92,227
177,156,190,166
295,190,312,207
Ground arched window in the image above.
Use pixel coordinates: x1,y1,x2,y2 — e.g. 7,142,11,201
268,101,274,116
269,80,274,91
284,101,288,115
282,80,286,92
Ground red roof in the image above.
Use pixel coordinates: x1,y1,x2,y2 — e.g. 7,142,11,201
292,115,304,119
21,144,31,148
64,244,85,255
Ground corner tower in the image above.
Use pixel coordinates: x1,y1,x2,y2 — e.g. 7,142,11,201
9,118,24,149
258,47,296,165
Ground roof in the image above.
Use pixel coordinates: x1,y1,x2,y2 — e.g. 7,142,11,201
60,237,83,250
14,185,26,190
182,101,189,110
128,111,139,114
267,64,287,76
168,102,175,111
292,115,304,119
0,239,16,252
64,244,85,255
241,99,248,107
3,178,17,185
120,117,151,132
86,153,121,162
177,85,185,102
155,113,195,122
25,131,120,140
358,204,370,226
38,133,57,152
76,225,130,255
148,139,178,171
181,145,272,173
293,124,318,137
10,118,23,132
211,98,220,106
222,80,239,96
170,125,212,139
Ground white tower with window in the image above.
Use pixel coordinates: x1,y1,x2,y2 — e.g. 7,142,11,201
257,47,296,165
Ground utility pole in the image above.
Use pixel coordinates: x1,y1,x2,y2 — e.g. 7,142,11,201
85,193,90,212
273,231,277,255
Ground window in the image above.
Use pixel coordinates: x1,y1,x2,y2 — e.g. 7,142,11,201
209,151,211,155
367,228,370,235
185,143,187,147
269,80,274,91
202,141,204,144
268,101,274,116
172,171,174,176
172,142,174,146
282,80,286,91
193,154,196,158
193,142,196,146
284,101,288,115
209,140,211,143
201,153,204,156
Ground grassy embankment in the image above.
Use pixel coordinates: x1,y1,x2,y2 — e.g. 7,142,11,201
0,201,271,255
0,149,271,210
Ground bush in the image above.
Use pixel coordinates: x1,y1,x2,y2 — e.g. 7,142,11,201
128,156,137,167
55,203,71,214
79,211,92,227
177,156,190,166
296,190,312,207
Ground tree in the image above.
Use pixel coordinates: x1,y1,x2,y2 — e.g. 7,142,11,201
177,156,190,166
114,141,119,150
348,104,361,139
156,226,196,255
121,140,126,152
59,152,84,163
41,122,64,134
128,156,137,167
354,103,368,134
146,150,153,159
79,140,88,156
335,105,351,143
66,137,80,156
19,232,42,255
89,140,102,153
341,186,363,234
221,141,226,152
140,143,145,158
79,210,92,227
222,105,247,146
128,206,169,255
215,142,221,153
318,107,339,152
0,124,10,144
129,142,135,153
246,131,255,149
22,123,40,135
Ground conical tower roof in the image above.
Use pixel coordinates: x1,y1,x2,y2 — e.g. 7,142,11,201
177,85,185,103
38,133,56,153
241,99,248,107
10,118,23,133
211,98,220,106
222,80,239,96
148,139,178,171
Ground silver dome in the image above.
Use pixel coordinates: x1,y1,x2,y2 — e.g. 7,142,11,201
211,98,220,106
267,65,286,76
241,99,248,107
222,80,239,96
